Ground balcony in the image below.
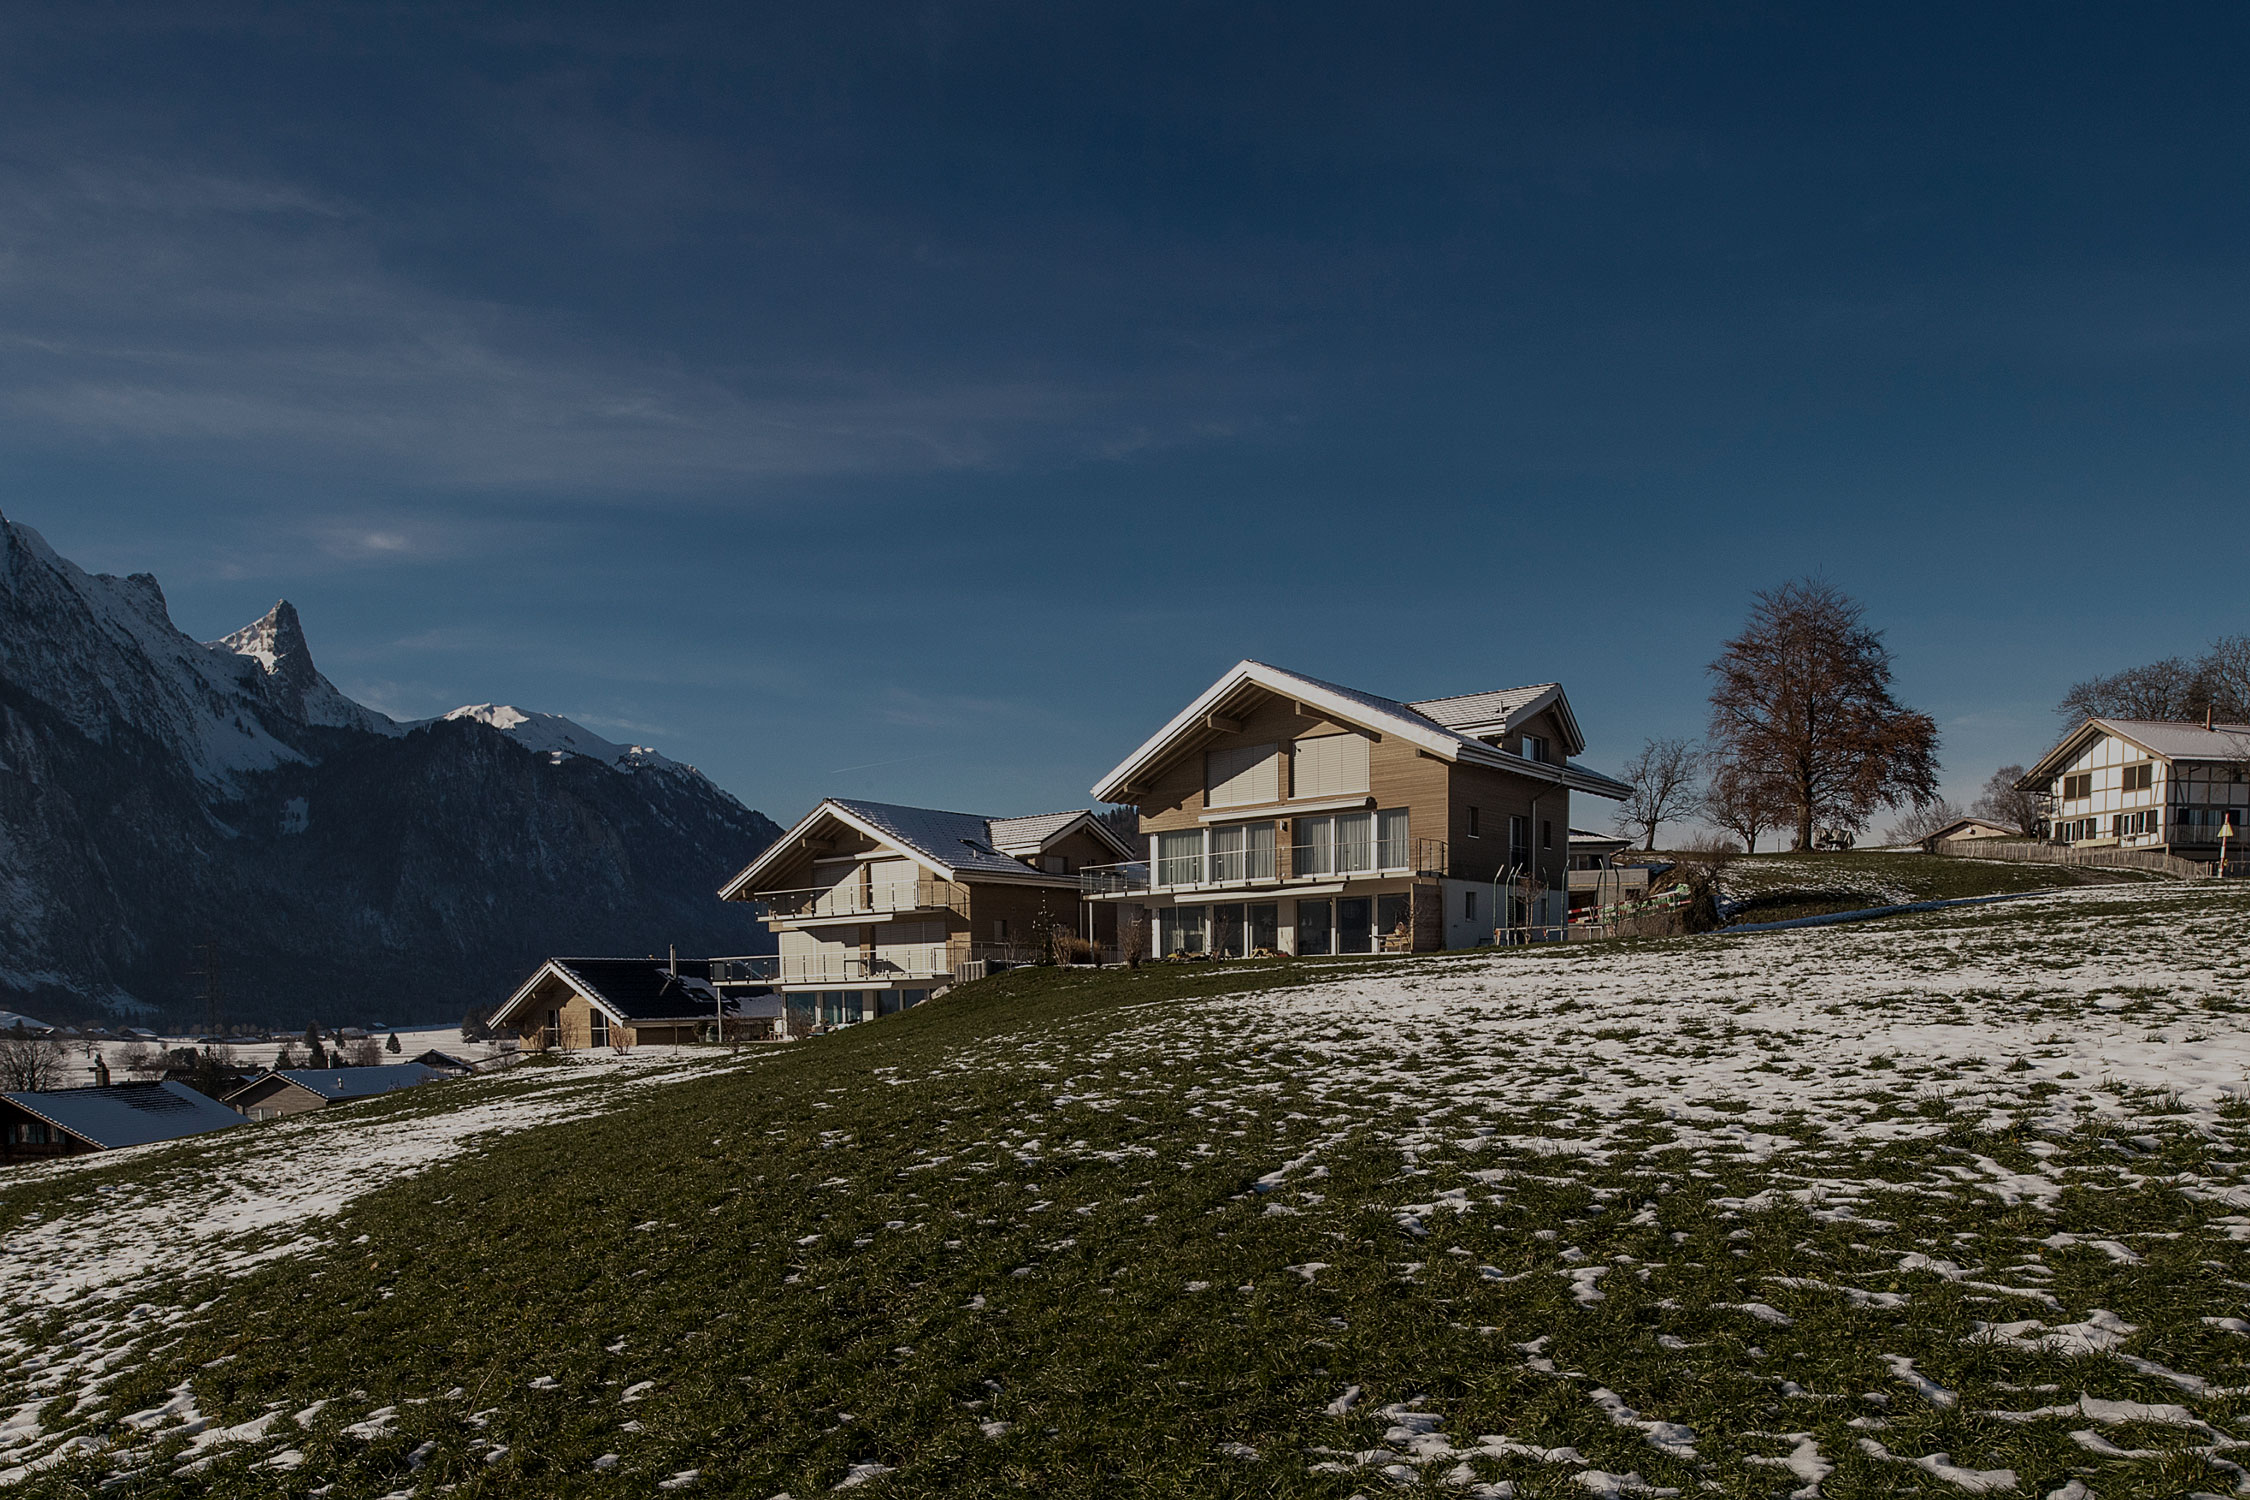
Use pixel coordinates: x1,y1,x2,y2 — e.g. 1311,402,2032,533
754,878,969,925
776,945,955,986
1079,836,1447,897
708,955,779,985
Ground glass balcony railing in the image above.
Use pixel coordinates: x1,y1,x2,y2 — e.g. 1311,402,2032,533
1078,836,1448,895
754,879,970,923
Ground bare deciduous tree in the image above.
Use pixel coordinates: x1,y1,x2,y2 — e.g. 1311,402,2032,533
0,1033,68,1092
1885,796,1964,846
2058,636,2250,724
1971,765,2045,837
1613,737,1704,851
1707,579,1941,850
1702,757,1789,855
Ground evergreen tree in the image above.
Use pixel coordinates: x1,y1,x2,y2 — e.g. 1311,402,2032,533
386,1032,401,1054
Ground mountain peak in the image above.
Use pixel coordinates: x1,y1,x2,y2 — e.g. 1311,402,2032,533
219,600,316,692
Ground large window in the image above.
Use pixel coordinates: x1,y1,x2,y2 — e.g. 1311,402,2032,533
1157,823,1275,885
1206,743,1282,807
1292,733,1370,798
1159,905,1209,955
1209,821,1277,882
2063,772,2093,801
590,1012,610,1049
1376,892,1411,947
2122,763,2154,793
1508,815,1530,870
1157,830,1205,886
1296,898,1332,955
1296,809,1410,876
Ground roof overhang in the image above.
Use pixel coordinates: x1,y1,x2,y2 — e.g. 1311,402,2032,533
1093,661,1464,803
991,810,1137,861
1421,683,1587,759
492,960,727,1028
720,800,960,901
1093,661,1626,804
0,1094,101,1148
492,960,631,1029
223,1073,322,1108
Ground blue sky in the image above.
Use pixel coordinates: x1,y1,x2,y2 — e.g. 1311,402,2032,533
8,3,2248,827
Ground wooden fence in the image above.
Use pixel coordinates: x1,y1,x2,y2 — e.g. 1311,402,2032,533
1926,839,2216,879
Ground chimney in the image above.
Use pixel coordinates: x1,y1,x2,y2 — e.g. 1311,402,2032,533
668,944,677,977
2208,704,2216,730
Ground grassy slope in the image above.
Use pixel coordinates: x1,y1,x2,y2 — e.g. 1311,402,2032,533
1716,848,2162,925
5,886,2250,1497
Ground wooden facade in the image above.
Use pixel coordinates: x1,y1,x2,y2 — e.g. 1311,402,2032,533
1092,662,1629,956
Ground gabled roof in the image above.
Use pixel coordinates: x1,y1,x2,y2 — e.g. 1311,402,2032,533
1089,660,1630,804
719,798,1117,899
988,809,1136,859
233,1064,438,1105
1,1080,246,1150
1928,817,2018,840
1406,683,1578,749
2023,717,2250,784
493,957,722,1028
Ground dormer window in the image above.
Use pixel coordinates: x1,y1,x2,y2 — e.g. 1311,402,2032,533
1522,735,1551,764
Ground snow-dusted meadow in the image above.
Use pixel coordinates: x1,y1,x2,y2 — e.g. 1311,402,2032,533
0,1050,749,1489
3,879,2248,1497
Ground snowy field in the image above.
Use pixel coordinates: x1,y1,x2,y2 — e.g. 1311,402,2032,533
0,1049,752,1489
2,881,2247,1496
34,1026,510,1089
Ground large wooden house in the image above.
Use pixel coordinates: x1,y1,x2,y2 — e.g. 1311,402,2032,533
718,799,1132,1028
1086,660,1631,956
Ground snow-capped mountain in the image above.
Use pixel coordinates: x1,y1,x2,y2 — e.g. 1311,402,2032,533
0,509,782,1025
439,705,689,776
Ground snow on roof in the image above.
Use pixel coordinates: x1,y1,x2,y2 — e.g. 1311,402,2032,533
1,1080,247,1150
0,1009,52,1032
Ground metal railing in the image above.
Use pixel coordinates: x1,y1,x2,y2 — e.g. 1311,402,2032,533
1292,835,1447,879
1079,836,1449,895
754,878,969,923
776,945,955,985
707,955,779,984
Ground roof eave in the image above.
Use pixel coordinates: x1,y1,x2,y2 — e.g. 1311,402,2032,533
1091,661,1469,802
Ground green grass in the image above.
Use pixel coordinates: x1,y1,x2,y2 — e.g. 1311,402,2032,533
1714,848,2165,924
5,888,2250,1497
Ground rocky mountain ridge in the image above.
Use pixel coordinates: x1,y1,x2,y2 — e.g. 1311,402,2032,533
0,511,781,1027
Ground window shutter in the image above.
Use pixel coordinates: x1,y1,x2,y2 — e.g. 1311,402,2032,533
1205,743,1281,807
1292,734,1370,798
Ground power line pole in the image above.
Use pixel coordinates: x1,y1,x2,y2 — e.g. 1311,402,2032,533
192,942,225,1038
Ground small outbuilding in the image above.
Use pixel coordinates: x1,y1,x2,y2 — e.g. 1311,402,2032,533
1922,816,2020,848
1,1080,248,1163
225,1064,440,1121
